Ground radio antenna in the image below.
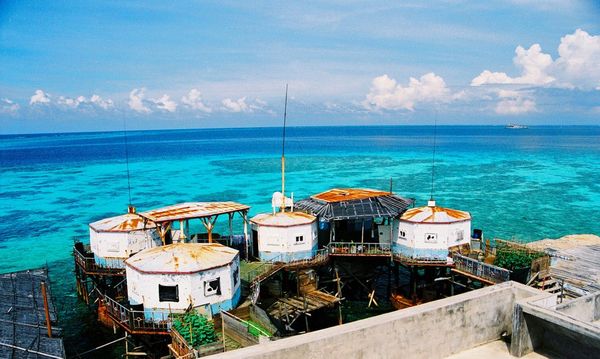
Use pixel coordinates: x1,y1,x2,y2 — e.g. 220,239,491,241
280,84,288,213
430,114,438,201
123,117,133,211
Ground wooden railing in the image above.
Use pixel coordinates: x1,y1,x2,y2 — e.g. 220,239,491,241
452,253,511,284
328,242,391,257
73,243,125,276
102,293,171,335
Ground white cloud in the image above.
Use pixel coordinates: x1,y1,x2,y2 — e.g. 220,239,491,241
181,89,211,112
89,94,114,110
57,94,114,110
222,97,251,112
57,96,81,108
1,98,20,114
128,88,151,113
495,89,536,115
363,72,450,111
472,29,599,89
30,89,50,105
152,94,177,112
554,29,600,89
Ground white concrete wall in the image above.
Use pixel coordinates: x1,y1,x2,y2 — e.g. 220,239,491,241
396,220,470,251
126,257,240,311
90,228,160,259
208,282,541,359
256,222,317,254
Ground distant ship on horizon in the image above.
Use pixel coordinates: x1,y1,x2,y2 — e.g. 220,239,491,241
505,123,528,129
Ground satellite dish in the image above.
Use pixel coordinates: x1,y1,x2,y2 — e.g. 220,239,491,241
272,192,294,212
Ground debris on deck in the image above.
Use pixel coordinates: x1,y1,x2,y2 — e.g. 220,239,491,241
267,290,340,329
0,268,66,359
526,234,600,297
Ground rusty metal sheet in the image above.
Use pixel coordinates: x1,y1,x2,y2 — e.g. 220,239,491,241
125,243,238,274
401,205,470,223
250,211,316,227
89,213,156,232
311,188,392,203
140,202,250,223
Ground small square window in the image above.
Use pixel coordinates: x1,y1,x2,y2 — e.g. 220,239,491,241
399,230,407,239
205,278,221,297
233,267,239,286
296,236,304,243
456,230,464,242
425,233,437,243
158,284,179,302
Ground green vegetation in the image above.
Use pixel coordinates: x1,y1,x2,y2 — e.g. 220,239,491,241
494,247,544,271
243,319,272,338
172,312,218,347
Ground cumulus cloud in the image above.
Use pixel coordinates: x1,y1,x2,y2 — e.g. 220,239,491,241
89,94,114,110
495,90,536,115
181,89,211,112
222,97,251,112
128,88,151,113
57,94,114,110
472,29,599,89
363,73,450,111
1,98,20,114
30,90,50,105
152,94,177,112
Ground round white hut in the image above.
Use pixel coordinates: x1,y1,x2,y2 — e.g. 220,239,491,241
89,210,160,268
392,200,471,262
250,211,318,262
125,243,241,317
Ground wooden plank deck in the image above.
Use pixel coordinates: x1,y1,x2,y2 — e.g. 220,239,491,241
526,235,600,296
267,290,340,322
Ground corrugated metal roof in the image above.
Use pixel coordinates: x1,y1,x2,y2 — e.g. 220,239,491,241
295,188,414,221
140,202,250,223
125,243,238,274
401,205,471,223
89,213,156,233
250,211,316,227
311,188,392,203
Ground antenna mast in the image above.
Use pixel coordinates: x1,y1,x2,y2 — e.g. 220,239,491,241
430,114,437,201
281,84,288,213
123,118,134,212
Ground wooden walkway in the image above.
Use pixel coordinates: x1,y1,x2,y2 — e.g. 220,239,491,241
267,290,340,329
527,235,600,296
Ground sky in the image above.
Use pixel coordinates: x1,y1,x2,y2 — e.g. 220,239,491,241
0,0,599,133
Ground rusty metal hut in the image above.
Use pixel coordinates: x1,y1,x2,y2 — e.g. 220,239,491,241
294,188,414,250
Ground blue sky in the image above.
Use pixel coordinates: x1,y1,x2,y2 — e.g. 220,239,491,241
0,0,599,133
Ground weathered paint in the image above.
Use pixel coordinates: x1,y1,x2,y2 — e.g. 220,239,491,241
250,211,316,227
392,242,448,261
89,223,161,268
311,188,391,203
392,202,471,261
259,243,319,262
252,216,318,263
126,251,241,315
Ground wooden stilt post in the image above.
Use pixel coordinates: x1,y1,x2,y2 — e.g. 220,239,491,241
335,267,343,325
41,281,52,338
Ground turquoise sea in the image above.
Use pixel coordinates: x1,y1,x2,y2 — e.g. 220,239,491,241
1,125,600,354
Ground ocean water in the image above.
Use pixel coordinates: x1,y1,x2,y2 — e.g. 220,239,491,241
1,125,600,353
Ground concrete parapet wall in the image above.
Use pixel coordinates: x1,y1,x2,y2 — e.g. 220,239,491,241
208,282,540,359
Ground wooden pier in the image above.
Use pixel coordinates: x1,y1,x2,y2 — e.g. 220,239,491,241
527,234,600,297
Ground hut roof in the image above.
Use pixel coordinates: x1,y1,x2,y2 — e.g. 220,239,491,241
250,211,316,227
140,202,249,223
295,188,414,221
400,203,471,224
89,213,156,233
125,243,238,274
